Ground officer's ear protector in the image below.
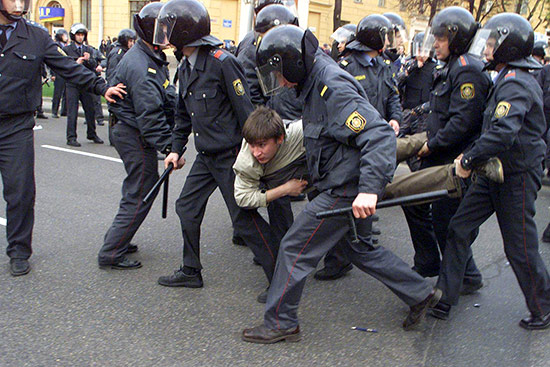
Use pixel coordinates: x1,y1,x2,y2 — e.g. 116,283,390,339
301,29,318,81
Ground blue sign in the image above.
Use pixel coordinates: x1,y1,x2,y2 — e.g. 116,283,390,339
222,19,232,28
39,7,65,21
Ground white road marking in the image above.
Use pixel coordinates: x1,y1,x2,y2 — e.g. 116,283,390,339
0,217,6,226
41,145,122,163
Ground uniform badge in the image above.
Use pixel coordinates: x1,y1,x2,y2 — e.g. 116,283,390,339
233,79,245,96
340,59,349,67
147,68,157,74
345,111,366,133
460,83,475,100
163,79,169,89
117,49,122,55
494,101,511,119
57,47,67,56
355,75,366,81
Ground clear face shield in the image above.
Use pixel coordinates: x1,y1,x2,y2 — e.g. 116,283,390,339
0,0,30,15
384,27,396,51
330,27,354,44
256,54,285,96
467,28,506,62
153,14,176,47
393,25,408,49
419,26,436,58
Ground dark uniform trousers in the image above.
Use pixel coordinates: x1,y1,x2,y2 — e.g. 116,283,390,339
1,115,35,260
92,93,105,123
264,191,432,330
66,84,97,140
51,75,66,116
98,123,159,264
437,171,550,315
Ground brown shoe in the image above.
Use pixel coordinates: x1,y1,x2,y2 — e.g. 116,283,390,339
403,288,442,330
242,324,301,344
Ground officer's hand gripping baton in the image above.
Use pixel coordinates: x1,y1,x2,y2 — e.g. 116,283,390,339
316,190,449,243
143,163,174,218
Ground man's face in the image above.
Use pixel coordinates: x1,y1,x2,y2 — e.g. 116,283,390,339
434,35,450,60
1,0,26,16
483,38,496,62
127,39,135,48
277,72,297,89
61,34,68,43
75,32,85,44
337,41,346,53
249,136,284,164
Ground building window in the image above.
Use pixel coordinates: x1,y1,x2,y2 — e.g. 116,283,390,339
81,0,91,29
130,0,152,27
378,0,385,7
520,0,528,15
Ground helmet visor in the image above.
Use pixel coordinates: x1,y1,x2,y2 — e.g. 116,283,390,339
153,15,176,47
1,0,30,15
384,27,396,50
393,25,408,48
256,54,285,96
330,27,354,44
467,28,506,61
419,27,436,58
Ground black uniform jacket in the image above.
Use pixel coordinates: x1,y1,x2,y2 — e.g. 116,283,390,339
425,53,491,165
105,42,128,84
172,46,254,156
462,67,546,176
62,42,99,85
398,58,436,110
536,64,550,133
108,39,172,153
300,51,396,197
0,19,107,119
236,31,265,105
339,51,402,123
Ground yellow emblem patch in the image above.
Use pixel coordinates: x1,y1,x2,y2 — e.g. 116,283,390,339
163,79,169,89
57,47,67,56
147,68,157,74
494,101,511,119
355,75,366,81
460,83,475,100
233,79,245,96
345,111,366,133
340,60,349,67
117,49,122,55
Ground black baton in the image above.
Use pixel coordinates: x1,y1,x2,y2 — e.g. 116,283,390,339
162,171,169,219
316,190,449,243
143,162,174,207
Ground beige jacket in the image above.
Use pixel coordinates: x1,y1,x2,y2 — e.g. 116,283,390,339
233,120,306,209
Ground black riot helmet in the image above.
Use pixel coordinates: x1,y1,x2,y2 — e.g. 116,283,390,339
255,25,318,96
70,23,88,43
346,14,393,53
468,13,539,70
254,0,282,14
254,4,299,34
118,28,137,49
426,7,478,56
532,40,547,59
133,2,163,44
153,0,222,50
383,12,408,45
0,0,30,21
55,28,69,43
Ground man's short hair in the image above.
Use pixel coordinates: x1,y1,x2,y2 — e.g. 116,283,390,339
242,106,285,144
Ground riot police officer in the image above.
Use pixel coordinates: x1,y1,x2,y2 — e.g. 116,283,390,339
242,25,440,343
315,14,402,280
51,28,68,118
329,23,356,61
432,13,550,329
97,2,173,269
415,7,490,290
63,23,104,146
154,0,256,289
382,12,408,75
532,40,547,65
0,0,125,276
105,28,137,145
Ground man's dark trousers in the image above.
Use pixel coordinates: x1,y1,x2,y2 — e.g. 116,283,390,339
0,115,35,260
52,76,66,116
437,171,550,316
66,84,97,141
98,123,158,264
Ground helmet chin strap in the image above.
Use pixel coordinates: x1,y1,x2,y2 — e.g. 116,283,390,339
0,10,22,22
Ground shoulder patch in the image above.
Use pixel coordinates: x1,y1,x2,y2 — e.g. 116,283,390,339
163,79,170,89
117,49,122,55
494,101,511,119
505,71,516,79
147,68,157,74
318,83,332,100
345,111,366,133
458,55,469,67
210,48,228,61
57,46,67,56
340,59,349,67
460,83,475,100
355,75,366,81
232,78,245,96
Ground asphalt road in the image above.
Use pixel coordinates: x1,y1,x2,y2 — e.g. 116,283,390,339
2,116,550,367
